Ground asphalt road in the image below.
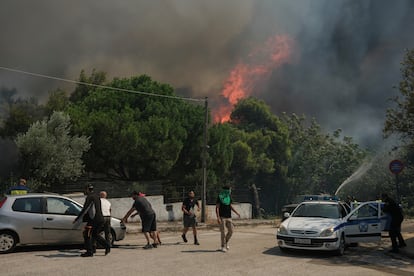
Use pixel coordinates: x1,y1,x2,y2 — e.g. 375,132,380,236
2,225,414,276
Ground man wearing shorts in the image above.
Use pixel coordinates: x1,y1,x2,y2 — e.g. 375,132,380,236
181,190,200,245
122,191,159,249
216,185,240,252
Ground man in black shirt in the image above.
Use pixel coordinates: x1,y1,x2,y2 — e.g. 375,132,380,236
122,191,159,249
181,190,201,245
216,185,240,252
382,193,406,253
73,184,111,257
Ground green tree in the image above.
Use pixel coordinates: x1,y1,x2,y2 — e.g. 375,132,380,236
68,74,204,186
0,87,17,119
15,111,90,191
383,48,414,212
228,97,291,214
0,96,45,139
206,123,234,187
384,48,414,141
281,113,367,203
69,69,106,103
45,89,70,116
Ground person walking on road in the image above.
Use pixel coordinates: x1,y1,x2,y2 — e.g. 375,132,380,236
122,191,159,249
382,193,406,253
216,185,240,252
100,191,112,245
181,190,201,245
73,184,111,257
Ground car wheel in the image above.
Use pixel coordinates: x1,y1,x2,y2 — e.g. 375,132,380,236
109,230,115,246
0,231,18,254
335,234,345,256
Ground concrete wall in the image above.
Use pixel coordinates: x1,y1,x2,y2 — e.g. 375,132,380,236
68,194,252,222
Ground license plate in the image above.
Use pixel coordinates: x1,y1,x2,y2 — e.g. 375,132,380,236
294,238,311,244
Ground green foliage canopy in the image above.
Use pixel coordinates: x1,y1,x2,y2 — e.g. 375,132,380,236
384,49,414,141
15,111,90,191
68,75,205,182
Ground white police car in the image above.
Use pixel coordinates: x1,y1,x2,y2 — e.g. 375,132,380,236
277,200,384,255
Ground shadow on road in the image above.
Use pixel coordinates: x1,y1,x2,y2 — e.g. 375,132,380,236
12,244,82,254
263,245,414,276
262,246,335,259
181,249,223,253
37,249,84,258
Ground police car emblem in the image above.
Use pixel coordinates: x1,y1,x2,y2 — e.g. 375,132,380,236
359,222,368,232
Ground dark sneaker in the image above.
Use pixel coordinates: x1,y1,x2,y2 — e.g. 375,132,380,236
143,244,153,249
152,243,158,248
105,246,111,255
81,252,93,257
181,234,188,243
194,241,200,245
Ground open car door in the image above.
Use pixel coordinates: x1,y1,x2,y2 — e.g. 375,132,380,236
344,201,382,244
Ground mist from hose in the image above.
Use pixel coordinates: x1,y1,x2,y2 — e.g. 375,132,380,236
335,160,373,196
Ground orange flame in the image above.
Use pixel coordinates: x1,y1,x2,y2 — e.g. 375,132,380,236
214,35,294,123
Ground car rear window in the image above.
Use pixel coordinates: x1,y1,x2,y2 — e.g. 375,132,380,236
12,198,42,213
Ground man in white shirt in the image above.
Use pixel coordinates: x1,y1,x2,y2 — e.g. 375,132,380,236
100,191,112,245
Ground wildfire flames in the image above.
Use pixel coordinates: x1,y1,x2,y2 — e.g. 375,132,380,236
214,35,295,123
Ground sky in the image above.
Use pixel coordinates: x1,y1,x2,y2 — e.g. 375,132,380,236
1,0,414,147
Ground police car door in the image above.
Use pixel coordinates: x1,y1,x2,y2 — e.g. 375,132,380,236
344,202,382,244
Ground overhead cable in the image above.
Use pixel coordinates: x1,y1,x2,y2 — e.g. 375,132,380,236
0,66,204,102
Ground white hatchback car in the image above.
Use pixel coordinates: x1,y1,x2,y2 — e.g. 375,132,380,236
277,200,385,255
0,193,126,254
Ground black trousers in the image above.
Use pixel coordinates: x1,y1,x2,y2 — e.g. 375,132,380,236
103,216,111,244
84,221,109,254
389,224,405,250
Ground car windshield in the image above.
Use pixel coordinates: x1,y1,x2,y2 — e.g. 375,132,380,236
292,203,340,219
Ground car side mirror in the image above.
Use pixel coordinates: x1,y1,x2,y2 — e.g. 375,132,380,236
283,212,290,218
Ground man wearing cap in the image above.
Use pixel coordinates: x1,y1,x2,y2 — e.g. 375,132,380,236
6,178,30,195
181,190,201,245
122,191,159,249
73,184,111,257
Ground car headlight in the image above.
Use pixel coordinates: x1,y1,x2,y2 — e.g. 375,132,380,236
320,227,335,237
278,225,288,235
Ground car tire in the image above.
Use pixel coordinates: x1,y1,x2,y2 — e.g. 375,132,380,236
335,234,345,256
110,229,116,246
97,230,115,247
0,231,18,254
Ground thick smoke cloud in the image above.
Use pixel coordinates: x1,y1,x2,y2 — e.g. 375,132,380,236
1,0,413,146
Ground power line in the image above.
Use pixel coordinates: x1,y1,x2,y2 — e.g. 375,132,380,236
0,66,204,102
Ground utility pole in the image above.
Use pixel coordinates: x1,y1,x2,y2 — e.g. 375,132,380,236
201,97,208,223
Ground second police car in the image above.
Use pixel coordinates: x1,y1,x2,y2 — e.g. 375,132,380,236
277,199,386,255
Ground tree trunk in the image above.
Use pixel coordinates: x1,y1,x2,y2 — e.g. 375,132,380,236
250,184,262,219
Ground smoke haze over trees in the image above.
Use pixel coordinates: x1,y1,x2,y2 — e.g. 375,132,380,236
1,0,414,146
1,1,414,213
